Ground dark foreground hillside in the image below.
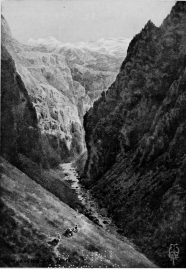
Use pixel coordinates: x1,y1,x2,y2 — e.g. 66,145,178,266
0,157,156,268
84,2,186,267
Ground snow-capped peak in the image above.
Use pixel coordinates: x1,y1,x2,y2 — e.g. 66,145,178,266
26,36,130,57
27,36,61,46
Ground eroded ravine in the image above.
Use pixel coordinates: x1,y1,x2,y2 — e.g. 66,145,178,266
60,163,119,234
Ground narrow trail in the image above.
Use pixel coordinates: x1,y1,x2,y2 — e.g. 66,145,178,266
1,157,157,267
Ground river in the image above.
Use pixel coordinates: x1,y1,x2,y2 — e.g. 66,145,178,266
60,163,118,233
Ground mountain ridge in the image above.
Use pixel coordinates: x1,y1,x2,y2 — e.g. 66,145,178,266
26,36,130,57
83,2,186,267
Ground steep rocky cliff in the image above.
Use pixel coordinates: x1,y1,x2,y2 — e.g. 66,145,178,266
84,2,186,267
26,36,130,123
1,44,44,167
1,14,129,168
2,15,84,165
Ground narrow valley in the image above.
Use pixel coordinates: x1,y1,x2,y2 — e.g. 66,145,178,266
1,1,186,268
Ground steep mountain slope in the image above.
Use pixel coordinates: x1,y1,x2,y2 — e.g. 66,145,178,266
0,157,156,267
1,43,44,168
1,40,82,212
84,2,186,267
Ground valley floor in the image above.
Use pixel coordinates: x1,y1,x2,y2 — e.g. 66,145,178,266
0,156,156,268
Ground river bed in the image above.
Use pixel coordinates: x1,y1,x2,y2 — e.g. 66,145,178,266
60,163,116,231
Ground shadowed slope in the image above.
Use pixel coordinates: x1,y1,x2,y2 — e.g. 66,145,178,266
84,2,186,267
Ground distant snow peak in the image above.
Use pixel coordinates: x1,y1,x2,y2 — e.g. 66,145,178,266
27,36,61,46
26,36,130,56
75,38,131,56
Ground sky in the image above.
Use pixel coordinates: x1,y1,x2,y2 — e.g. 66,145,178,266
2,0,176,44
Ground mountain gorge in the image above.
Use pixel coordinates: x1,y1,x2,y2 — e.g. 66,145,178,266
1,13,155,269
1,14,129,169
1,1,186,268
84,2,186,267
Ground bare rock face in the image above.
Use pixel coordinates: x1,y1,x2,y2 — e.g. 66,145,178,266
84,2,186,267
1,14,129,165
26,36,130,115
16,52,85,160
1,15,84,162
1,44,44,168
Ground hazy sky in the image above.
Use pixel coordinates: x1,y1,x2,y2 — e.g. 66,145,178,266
2,0,175,44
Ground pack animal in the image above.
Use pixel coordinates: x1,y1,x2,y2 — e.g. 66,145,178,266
64,225,78,237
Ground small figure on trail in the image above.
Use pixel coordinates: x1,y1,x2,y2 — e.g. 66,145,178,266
47,233,61,246
72,225,78,233
63,228,73,237
63,224,78,237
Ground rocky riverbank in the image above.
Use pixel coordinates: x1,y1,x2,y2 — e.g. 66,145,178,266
61,163,113,228
60,163,139,247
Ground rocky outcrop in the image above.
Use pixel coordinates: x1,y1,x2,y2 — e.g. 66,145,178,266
84,2,186,267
